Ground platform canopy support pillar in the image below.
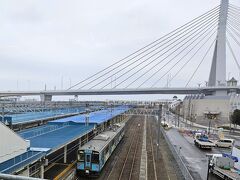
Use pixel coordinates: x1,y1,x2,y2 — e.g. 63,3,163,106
63,146,67,164
40,164,44,179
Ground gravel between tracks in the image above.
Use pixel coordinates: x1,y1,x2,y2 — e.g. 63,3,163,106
148,116,184,180
78,115,184,180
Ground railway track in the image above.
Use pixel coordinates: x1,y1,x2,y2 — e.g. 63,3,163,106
106,116,143,180
146,116,158,180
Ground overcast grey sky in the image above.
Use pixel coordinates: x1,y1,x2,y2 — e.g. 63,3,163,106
0,0,239,101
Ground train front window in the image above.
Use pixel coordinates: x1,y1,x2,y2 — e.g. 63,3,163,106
92,152,99,164
86,154,91,163
79,151,84,161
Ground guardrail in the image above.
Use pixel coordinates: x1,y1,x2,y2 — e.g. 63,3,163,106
20,123,70,139
159,126,194,180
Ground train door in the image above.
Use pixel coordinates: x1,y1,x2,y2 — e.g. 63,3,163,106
85,153,91,170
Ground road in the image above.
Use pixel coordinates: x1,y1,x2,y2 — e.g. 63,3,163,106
165,111,233,180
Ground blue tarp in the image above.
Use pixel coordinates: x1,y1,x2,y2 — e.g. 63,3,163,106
223,153,238,162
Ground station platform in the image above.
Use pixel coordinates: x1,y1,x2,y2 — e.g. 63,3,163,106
0,105,130,177
2,107,86,125
19,124,94,151
0,150,46,174
18,106,129,151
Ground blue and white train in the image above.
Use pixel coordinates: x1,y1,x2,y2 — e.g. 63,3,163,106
77,122,125,176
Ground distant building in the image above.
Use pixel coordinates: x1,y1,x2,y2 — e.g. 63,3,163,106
227,77,238,87
182,77,240,127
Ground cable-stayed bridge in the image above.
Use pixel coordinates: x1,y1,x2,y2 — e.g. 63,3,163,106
1,0,240,101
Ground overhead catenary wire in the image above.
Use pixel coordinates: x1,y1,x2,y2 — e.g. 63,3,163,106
98,14,220,89
67,6,220,90
84,9,220,89
135,21,218,88
185,38,216,87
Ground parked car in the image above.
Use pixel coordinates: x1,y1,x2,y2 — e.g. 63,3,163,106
194,133,215,149
215,139,235,148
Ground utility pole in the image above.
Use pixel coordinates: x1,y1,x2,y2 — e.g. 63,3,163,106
157,104,162,160
177,105,180,127
188,96,191,128
85,103,89,126
1,105,4,123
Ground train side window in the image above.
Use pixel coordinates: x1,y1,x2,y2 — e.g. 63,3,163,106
105,146,109,153
92,152,99,164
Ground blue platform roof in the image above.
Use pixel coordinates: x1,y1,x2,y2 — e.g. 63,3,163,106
0,106,129,175
22,124,94,150
8,107,86,124
0,150,46,174
18,106,130,153
50,106,129,124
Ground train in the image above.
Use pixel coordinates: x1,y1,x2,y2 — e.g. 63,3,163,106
76,122,125,176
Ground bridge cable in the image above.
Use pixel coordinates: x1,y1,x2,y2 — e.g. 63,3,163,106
226,38,240,71
229,4,240,11
228,13,240,27
101,15,219,89
227,22,240,39
165,34,215,87
111,18,219,89
227,28,240,47
228,9,240,19
96,15,219,89
229,5,240,13
151,29,217,87
127,25,217,88
67,6,220,90
228,20,240,33
185,38,216,87
228,7,240,22
82,10,220,89
135,22,218,88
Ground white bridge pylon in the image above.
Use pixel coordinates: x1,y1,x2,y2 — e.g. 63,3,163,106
208,0,229,88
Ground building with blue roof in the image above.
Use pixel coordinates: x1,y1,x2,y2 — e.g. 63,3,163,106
0,105,130,179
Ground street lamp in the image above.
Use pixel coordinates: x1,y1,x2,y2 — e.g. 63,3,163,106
206,154,213,180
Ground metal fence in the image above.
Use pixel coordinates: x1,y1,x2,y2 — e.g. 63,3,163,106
160,126,194,180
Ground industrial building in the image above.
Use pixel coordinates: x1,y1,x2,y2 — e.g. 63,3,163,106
182,78,239,127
